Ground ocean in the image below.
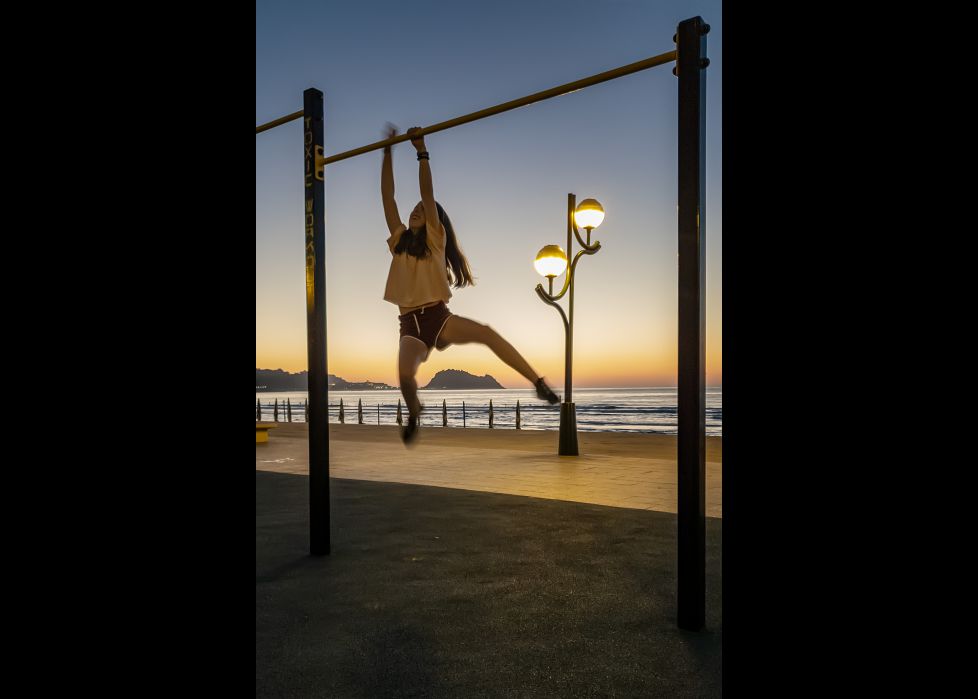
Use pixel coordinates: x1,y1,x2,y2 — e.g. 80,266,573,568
255,387,722,436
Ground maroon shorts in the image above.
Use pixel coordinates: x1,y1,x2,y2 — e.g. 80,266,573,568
399,301,453,355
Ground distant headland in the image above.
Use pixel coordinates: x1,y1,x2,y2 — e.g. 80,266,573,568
256,368,504,391
421,369,504,390
256,369,395,392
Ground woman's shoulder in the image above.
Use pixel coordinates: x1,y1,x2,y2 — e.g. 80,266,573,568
386,223,407,252
428,219,446,243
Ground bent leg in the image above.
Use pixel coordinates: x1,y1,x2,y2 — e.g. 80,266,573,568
398,337,429,417
438,315,539,385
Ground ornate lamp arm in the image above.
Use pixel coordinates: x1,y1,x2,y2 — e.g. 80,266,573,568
569,243,601,278
572,220,602,252
538,268,572,301
535,283,570,336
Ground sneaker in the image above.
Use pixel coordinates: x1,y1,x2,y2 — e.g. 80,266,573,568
401,404,423,445
401,415,420,445
535,377,560,405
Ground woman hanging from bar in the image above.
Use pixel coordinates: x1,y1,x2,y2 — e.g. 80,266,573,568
381,124,559,445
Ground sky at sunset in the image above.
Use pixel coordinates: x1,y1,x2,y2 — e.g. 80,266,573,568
257,0,721,388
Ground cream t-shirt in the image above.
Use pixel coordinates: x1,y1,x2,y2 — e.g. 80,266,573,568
383,222,453,308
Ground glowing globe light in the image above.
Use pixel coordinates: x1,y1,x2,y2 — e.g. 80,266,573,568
534,245,568,278
574,198,605,229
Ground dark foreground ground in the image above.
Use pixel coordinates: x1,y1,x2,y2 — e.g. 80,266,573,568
257,473,721,697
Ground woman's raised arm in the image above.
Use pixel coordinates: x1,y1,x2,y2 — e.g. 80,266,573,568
381,123,402,235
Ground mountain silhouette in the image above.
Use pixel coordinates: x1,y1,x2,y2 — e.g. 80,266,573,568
256,369,395,391
421,369,504,390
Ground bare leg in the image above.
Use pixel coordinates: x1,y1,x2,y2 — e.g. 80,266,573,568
438,316,539,385
398,337,428,417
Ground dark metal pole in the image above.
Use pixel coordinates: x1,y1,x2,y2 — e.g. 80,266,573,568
559,193,579,456
565,193,574,404
676,16,708,630
304,88,330,556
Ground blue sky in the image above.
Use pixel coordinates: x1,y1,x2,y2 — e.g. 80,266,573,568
257,0,721,387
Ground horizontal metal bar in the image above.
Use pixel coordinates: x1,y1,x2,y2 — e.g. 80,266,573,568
321,49,677,164
255,109,304,134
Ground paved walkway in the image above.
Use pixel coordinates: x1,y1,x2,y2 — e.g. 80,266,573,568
256,423,722,517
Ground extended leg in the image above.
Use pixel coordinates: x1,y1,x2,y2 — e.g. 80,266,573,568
398,337,429,417
438,315,538,385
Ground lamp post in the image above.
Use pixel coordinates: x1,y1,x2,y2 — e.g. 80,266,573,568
534,193,605,456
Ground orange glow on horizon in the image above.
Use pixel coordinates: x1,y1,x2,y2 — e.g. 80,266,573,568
257,350,721,388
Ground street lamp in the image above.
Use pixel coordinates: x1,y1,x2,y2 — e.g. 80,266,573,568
534,193,604,456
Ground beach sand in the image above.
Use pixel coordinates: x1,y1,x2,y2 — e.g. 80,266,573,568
256,423,722,517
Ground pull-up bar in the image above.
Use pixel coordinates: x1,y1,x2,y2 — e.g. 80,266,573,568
255,50,678,158
255,109,303,134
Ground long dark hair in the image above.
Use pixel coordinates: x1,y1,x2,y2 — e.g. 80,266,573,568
393,201,475,288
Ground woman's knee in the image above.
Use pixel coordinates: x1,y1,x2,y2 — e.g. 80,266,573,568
398,342,427,380
398,359,422,384
471,321,493,342
474,322,505,348
465,318,493,342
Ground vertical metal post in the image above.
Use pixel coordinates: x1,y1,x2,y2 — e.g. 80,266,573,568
304,88,330,556
565,193,574,404
558,193,579,456
676,16,708,630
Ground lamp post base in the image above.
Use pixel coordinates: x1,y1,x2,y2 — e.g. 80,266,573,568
558,402,579,456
